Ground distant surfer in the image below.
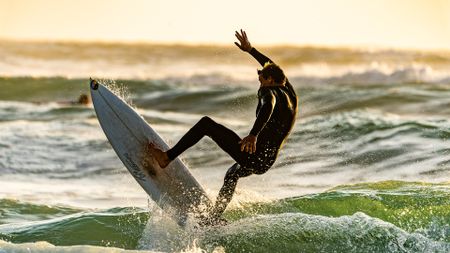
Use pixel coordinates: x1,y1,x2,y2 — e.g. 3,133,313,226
75,94,90,105
57,93,91,106
148,29,298,224
34,93,91,106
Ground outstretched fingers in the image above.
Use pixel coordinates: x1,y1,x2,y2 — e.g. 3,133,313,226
235,31,244,42
234,29,251,52
234,31,245,51
242,30,248,41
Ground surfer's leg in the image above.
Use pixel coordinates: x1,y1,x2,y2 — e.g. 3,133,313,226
210,163,253,219
167,116,244,162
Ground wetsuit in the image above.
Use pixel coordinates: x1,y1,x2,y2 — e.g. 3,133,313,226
166,48,298,218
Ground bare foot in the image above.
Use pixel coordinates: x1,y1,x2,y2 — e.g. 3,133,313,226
147,143,171,168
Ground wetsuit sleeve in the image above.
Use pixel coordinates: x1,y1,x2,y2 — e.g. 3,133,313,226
250,89,276,137
249,47,274,67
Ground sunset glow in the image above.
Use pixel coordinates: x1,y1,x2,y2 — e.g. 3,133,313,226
0,0,449,50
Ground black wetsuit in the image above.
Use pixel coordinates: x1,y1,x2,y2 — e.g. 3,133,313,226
166,48,298,218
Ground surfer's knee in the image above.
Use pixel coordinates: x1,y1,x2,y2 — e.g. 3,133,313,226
198,116,218,136
199,116,215,126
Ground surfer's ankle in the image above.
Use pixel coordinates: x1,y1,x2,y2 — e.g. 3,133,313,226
159,152,171,168
147,144,169,168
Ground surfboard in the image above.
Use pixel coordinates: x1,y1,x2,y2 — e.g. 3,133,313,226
89,79,211,225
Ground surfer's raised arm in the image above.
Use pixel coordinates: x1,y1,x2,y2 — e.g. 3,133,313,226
235,29,274,66
234,29,297,98
235,29,271,65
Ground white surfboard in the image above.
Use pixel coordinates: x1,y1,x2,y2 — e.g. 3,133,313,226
89,79,211,224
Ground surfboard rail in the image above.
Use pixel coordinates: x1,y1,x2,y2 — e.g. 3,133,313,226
90,79,212,224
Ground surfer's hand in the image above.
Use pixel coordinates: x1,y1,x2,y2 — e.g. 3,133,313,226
239,134,257,154
234,29,252,52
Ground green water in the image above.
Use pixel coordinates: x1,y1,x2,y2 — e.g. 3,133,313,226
1,181,448,252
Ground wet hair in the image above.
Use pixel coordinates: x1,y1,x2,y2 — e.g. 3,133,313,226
77,94,90,105
260,62,286,84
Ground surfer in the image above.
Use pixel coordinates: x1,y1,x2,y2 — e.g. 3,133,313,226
75,94,90,105
56,93,91,106
148,29,298,223
34,93,91,106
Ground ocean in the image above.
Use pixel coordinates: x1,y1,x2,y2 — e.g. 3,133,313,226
0,40,449,252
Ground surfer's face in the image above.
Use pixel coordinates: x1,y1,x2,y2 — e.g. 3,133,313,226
258,69,274,86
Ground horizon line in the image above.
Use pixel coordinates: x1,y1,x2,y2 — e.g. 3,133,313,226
1,36,450,53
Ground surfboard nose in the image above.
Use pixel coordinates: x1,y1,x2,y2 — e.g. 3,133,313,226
90,78,99,90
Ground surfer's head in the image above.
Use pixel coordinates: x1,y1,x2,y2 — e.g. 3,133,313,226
77,94,90,105
257,62,286,86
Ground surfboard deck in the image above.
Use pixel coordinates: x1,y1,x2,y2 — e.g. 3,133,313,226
89,79,212,225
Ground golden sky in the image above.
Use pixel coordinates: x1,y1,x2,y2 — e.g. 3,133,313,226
0,0,449,50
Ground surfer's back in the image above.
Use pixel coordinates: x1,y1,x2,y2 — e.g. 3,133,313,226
255,84,297,147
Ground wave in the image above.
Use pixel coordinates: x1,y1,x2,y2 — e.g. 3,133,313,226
2,80,450,184
195,212,449,253
1,75,449,116
194,181,450,252
227,181,450,238
1,40,450,84
291,63,450,85
3,40,449,65
0,240,160,253
296,110,450,142
0,205,148,249
0,181,448,252
0,101,94,122
0,64,449,86
0,77,255,120
278,110,450,185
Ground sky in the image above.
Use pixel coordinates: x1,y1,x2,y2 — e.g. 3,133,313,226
0,0,449,50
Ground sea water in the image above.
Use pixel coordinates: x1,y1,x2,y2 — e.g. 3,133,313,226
0,40,449,252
